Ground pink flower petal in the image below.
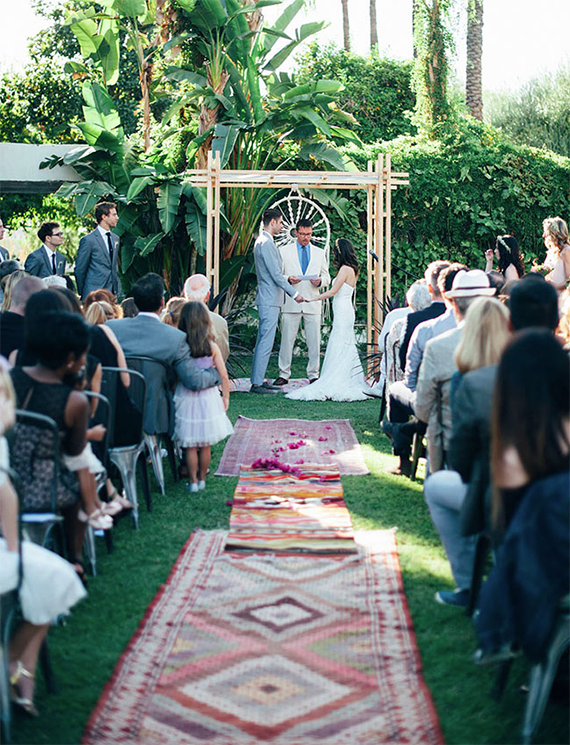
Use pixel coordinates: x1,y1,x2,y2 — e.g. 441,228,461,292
318,436,328,442
325,426,332,430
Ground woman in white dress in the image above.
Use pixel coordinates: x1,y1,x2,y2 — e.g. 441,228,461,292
287,239,369,402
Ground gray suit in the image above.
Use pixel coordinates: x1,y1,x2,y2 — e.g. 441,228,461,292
250,230,297,386
75,228,121,299
24,246,66,278
0,246,8,262
106,314,220,435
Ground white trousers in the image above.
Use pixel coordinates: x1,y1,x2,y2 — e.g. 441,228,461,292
278,312,321,379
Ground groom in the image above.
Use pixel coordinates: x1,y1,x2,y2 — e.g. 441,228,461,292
250,209,305,394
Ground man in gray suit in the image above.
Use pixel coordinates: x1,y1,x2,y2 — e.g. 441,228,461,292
250,209,304,394
75,202,121,300
24,222,67,278
0,217,9,261
106,273,220,436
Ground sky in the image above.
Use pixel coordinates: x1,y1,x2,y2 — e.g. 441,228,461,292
1,0,569,93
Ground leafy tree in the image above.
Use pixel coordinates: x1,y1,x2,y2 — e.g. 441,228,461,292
412,0,454,136
294,43,416,143
485,65,570,158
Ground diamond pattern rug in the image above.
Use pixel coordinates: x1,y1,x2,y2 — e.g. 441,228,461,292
216,417,370,477
226,465,357,553
84,530,443,745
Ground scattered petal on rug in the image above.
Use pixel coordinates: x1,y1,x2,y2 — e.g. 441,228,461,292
83,530,443,745
216,417,370,477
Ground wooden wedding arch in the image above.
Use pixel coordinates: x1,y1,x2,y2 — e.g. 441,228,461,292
183,151,409,352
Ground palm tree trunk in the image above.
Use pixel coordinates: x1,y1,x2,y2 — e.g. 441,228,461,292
370,0,378,50
412,0,419,58
465,0,483,120
341,0,350,51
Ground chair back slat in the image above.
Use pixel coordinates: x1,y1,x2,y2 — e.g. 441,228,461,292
100,367,146,448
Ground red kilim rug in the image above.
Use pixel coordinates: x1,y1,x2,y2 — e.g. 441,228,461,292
216,417,370,477
226,464,358,553
83,530,443,745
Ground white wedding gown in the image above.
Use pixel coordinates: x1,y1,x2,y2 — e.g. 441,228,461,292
287,282,369,402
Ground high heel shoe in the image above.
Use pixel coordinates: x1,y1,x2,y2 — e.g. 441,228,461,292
78,508,113,530
10,661,39,717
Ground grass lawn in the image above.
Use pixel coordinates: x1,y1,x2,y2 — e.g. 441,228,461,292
13,358,568,745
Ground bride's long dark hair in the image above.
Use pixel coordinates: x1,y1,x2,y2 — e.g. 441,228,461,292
333,238,359,276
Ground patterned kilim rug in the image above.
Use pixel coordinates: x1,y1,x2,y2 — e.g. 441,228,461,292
229,378,309,393
216,417,370,477
226,464,357,553
83,530,443,745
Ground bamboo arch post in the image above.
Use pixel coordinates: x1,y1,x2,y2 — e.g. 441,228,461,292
185,160,408,354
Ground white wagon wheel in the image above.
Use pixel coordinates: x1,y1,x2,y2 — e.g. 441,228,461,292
267,192,331,264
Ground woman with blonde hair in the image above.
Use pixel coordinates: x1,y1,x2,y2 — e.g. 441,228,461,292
454,297,511,376
83,289,121,318
84,300,115,326
1,270,28,312
540,216,570,290
161,297,186,328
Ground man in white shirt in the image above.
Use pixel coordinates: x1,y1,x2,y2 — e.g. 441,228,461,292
24,222,67,279
273,219,330,385
74,202,121,299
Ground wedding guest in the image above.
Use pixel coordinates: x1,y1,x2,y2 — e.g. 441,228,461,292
84,289,121,318
0,217,9,261
183,274,230,361
161,297,186,328
120,297,138,318
0,276,44,359
484,235,524,282
539,216,570,290
1,270,28,313
85,300,115,325
0,259,21,306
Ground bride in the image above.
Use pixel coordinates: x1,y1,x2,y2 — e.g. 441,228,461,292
287,238,369,402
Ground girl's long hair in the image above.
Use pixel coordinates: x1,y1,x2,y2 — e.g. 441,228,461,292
495,235,524,277
178,301,213,358
491,329,570,529
332,238,359,276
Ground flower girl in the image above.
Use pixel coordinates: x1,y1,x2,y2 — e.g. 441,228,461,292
174,302,233,492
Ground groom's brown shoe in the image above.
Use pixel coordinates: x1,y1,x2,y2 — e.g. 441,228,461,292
273,377,289,386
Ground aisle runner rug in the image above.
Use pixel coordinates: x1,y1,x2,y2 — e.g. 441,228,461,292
216,417,370,477
83,530,443,745
227,464,357,553
230,378,309,393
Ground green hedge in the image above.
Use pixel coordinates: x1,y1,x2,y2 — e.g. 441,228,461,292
327,118,570,306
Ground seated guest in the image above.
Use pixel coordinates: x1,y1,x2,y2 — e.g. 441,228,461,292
384,280,432,397
120,297,138,318
85,300,116,326
0,259,21,306
0,276,44,359
385,264,468,471
161,297,186,328
107,273,221,437
183,274,230,362
1,269,28,312
425,277,559,608
486,270,506,296
475,331,569,661
83,289,121,318
398,260,450,372
423,297,510,607
24,222,67,279
0,217,9,261
10,311,114,581
43,275,68,289
0,362,86,717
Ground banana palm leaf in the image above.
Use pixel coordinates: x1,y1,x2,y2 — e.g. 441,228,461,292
157,182,183,233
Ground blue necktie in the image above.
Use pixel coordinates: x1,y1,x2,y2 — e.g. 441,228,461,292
301,245,309,275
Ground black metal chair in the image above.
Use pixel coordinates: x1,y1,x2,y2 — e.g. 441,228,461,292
124,355,180,494
100,367,150,529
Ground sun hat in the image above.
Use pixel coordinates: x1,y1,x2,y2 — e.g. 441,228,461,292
446,269,496,298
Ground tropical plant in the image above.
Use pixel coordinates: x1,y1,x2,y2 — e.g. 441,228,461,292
42,0,361,306
465,0,483,120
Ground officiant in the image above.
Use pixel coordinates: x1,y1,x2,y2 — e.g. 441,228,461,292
273,219,331,386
